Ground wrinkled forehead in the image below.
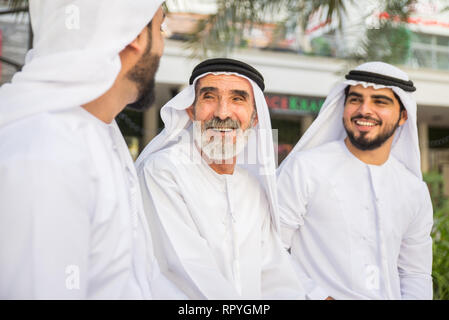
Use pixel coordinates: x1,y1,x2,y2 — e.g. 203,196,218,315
195,73,254,94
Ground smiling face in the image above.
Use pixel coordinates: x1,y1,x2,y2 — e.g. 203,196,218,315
186,74,258,161
343,85,407,151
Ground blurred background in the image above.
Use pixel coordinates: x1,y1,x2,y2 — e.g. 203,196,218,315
1,0,449,299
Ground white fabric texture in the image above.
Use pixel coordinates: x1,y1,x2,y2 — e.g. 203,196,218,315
0,0,164,129
138,127,305,299
0,107,183,299
0,0,181,299
277,62,433,300
279,140,433,300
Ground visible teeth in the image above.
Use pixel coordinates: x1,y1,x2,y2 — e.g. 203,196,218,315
211,128,234,132
355,120,376,127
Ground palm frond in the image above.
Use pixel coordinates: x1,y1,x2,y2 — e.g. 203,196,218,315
5,0,28,10
179,0,354,58
349,0,417,64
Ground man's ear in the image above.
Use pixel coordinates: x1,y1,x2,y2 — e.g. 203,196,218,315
186,105,195,120
252,113,259,128
399,109,408,126
127,26,149,54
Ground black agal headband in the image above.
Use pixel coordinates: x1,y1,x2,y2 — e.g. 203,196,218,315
189,58,265,92
345,70,416,92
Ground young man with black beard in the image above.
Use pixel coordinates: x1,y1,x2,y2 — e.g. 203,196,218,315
343,85,406,153
277,62,433,300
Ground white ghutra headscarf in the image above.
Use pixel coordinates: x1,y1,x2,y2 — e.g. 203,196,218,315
0,0,164,129
279,61,422,179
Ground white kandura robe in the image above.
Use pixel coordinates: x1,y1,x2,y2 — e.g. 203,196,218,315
0,107,179,299
138,129,305,300
278,140,433,300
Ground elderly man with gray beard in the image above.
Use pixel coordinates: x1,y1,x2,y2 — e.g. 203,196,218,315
136,58,306,299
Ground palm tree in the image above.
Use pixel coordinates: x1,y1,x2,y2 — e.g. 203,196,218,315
0,0,429,65
0,0,29,70
351,0,418,65
171,0,356,57
166,0,420,64
1,0,27,13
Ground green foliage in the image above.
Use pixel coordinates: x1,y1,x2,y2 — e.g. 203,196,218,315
175,0,421,60
310,36,333,57
361,24,411,64
173,0,428,63
350,0,417,64
183,0,353,58
423,171,449,300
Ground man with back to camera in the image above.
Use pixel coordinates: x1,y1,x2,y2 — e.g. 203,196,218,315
0,0,182,299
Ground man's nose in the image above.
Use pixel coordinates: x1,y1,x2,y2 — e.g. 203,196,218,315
214,99,232,120
358,99,373,115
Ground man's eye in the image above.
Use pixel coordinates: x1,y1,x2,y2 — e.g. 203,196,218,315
233,97,244,102
161,21,170,36
374,100,387,105
349,98,360,103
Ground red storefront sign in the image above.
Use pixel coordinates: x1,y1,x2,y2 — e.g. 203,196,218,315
265,93,325,113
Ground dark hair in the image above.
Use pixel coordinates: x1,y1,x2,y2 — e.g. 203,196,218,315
393,92,406,112
344,85,405,112
344,85,350,104
192,79,200,108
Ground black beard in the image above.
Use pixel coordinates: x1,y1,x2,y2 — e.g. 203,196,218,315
125,50,161,112
126,76,156,112
343,116,401,151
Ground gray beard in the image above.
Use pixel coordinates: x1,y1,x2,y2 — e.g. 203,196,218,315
193,121,252,162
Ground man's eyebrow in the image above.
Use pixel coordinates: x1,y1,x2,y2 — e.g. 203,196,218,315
199,87,218,95
231,89,249,98
347,92,363,98
371,95,394,103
